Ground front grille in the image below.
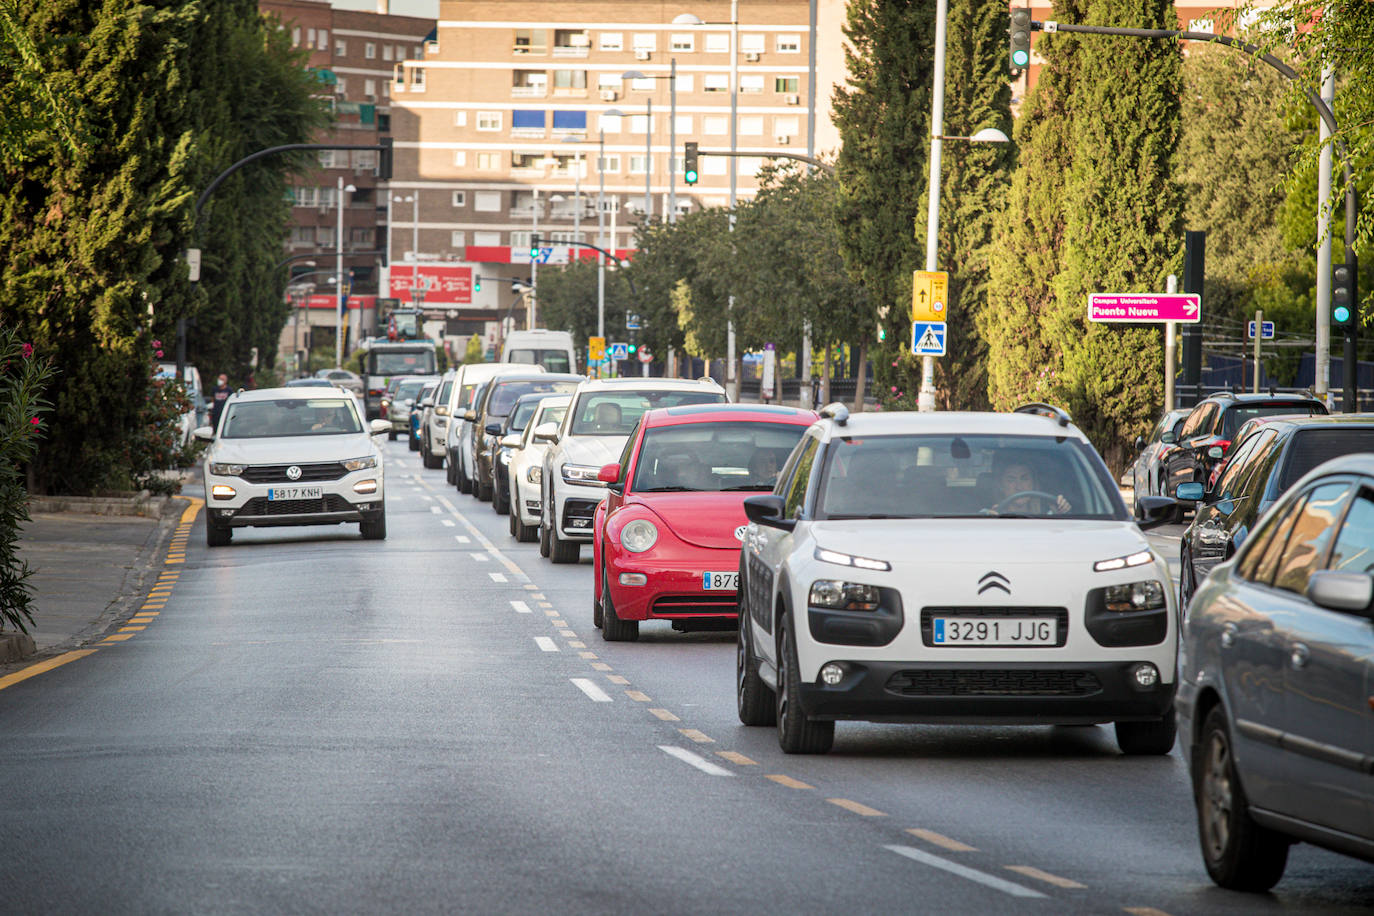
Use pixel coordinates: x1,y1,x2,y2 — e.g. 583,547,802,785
241,463,348,484
652,595,736,616
239,494,353,516
885,669,1103,698
562,498,599,530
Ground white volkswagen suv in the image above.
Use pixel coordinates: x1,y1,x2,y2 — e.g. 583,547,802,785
539,377,727,563
197,387,390,546
737,403,1179,755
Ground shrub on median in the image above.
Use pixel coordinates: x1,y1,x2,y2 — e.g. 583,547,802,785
0,326,56,634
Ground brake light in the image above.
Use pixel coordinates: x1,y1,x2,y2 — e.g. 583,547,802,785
368,388,385,397
1214,439,1230,454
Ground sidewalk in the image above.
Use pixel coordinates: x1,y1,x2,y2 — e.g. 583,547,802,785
1,492,187,669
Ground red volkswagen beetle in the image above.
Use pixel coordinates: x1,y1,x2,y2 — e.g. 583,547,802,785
592,404,817,641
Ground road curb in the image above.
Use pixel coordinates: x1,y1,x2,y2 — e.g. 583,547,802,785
27,491,175,518
0,632,36,663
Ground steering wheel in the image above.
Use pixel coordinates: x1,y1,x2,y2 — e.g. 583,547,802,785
991,490,1060,515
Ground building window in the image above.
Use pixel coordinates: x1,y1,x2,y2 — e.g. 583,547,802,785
383,44,394,61
336,77,348,94
509,230,534,250
629,155,649,174
740,34,765,55
474,190,502,211
740,74,764,94
675,114,692,134
553,29,590,54
703,73,729,93
410,68,424,91
599,112,622,133
705,33,729,54
289,225,313,245
413,46,422,59
675,74,694,92
670,33,694,52
630,76,654,91
454,111,467,126
514,29,547,54
306,28,316,47
335,39,347,56
349,226,371,246
775,76,799,93
451,191,467,207
293,186,318,207
776,34,801,53
547,231,578,244
473,231,501,247
365,42,376,59
476,110,502,131
596,71,621,89
553,69,587,90
476,152,500,170
512,151,546,170
552,110,587,132
703,156,727,176
317,226,335,247
364,78,377,97
318,150,337,168
740,115,764,135
600,197,620,214
632,33,657,53
599,32,622,51
512,109,547,135
512,70,547,95
630,114,651,133
737,155,764,176
774,116,800,137
353,150,377,170
704,115,728,134
382,82,390,99
599,154,621,173
291,26,300,47
453,151,467,166
317,29,328,50
450,231,466,248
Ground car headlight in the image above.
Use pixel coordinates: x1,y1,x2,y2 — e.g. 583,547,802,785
561,463,606,487
1093,550,1153,572
620,519,658,552
809,579,881,611
208,462,247,476
814,546,891,572
1103,580,1166,611
343,455,378,472
527,466,543,484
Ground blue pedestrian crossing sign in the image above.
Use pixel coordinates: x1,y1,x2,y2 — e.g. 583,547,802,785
608,342,629,360
911,321,947,356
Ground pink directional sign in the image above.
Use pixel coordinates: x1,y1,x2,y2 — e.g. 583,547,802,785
1087,293,1201,324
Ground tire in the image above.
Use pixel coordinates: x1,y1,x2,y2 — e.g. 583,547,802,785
737,585,776,726
509,503,519,538
1115,710,1176,755
600,563,638,641
550,527,580,564
539,518,551,558
593,547,606,628
360,508,387,541
476,472,493,502
422,436,442,470
458,458,473,494
776,619,834,754
1180,547,1198,612
446,451,457,485
492,475,509,514
408,430,419,452
1195,706,1290,890
387,430,397,442
206,520,231,548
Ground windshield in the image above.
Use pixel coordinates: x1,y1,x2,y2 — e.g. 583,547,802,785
570,390,726,436
532,405,567,436
508,348,571,373
814,434,1127,520
222,398,362,438
395,379,428,400
368,349,437,376
1222,403,1323,439
633,422,808,493
489,379,580,416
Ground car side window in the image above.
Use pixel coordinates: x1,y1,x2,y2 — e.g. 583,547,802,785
1232,430,1284,506
1214,434,1264,498
783,437,820,519
1271,481,1353,594
1237,492,1308,585
618,419,640,474
1178,405,1207,438
1327,489,1374,576
1209,405,1227,435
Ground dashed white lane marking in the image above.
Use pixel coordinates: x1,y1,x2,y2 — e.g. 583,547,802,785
454,535,471,544
510,600,531,614
441,519,456,527
470,552,489,562
534,637,559,652
658,746,734,776
883,846,1045,899
421,494,434,502
490,572,507,582
430,505,442,514
571,678,613,702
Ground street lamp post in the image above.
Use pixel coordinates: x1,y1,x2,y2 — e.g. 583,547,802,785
622,60,679,223
335,177,356,368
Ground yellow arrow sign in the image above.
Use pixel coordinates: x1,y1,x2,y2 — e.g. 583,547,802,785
911,270,950,323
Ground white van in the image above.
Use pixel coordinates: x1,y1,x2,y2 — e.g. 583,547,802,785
500,330,576,374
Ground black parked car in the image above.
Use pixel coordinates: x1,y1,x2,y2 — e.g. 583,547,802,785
1176,415,1374,608
1179,452,1374,890
491,392,558,516
1165,392,1327,499
464,374,582,502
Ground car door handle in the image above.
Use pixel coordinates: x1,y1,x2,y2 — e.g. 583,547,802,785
1290,643,1310,670
1220,622,1237,649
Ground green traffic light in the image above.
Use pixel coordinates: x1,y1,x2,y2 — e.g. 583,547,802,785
627,344,637,354
474,276,482,292
1334,305,1351,324
1011,49,1030,67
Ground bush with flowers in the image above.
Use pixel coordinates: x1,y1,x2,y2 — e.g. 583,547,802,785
1,326,56,634
114,340,198,496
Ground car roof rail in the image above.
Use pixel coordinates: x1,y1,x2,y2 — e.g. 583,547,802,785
819,402,849,426
1013,402,1072,428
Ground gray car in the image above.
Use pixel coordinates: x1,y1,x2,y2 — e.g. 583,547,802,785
1179,452,1374,890
384,376,438,440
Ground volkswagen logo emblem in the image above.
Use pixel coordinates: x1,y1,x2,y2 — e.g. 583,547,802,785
735,525,747,541
286,465,302,481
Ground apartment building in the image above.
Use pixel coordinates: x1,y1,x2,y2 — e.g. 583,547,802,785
385,0,825,344
259,0,435,361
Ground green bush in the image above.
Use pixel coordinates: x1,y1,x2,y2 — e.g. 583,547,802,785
1,326,56,634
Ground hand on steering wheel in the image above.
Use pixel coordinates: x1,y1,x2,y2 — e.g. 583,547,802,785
992,489,1061,516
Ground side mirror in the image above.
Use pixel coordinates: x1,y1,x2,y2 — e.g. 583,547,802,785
499,434,522,449
1160,431,1177,444
1175,481,1205,503
1207,445,1225,460
1136,496,1179,531
743,494,796,532
1133,435,1145,451
533,422,559,443
420,398,434,409
369,419,391,436
193,426,215,442
1306,571,1374,616
403,398,414,407
463,409,477,422
435,406,449,417
597,463,621,484
485,422,503,436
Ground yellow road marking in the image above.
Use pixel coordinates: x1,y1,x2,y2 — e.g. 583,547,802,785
624,689,651,702
524,584,539,591
101,633,136,642
179,496,204,525
828,798,886,817
648,708,680,721
1006,866,1085,889
716,751,757,766
538,602,553,608
140,605,165,611
567,640,586,649
148,588,172,593
165,559,183,564
590,663,612,672
545,610,559,616
0,650,98,691
551,618,567,626
559,629,576,638
905,828,977,852
119,626,146,632
608,675,631,685
678,729,714,743
766,774,813,789
579,651,597,659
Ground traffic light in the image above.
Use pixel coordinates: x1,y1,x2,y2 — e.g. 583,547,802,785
1333,262,1355,328
1009,8,1032,74
474,275,482,292
684,142,699,185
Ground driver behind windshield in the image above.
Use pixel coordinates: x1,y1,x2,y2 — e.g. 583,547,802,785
990,457,1071,516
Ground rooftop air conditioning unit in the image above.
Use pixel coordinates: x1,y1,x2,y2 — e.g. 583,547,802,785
775,134,791,144
785,94,800,105
599,88,618,101
635,49,651,60
744,51,760,62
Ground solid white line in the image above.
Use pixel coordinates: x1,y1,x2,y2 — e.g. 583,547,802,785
657,745,735,777
441,519,455,527
489,572,507,582
883,846,1045,899
510,600,531,613
534,637,559,652
571,678,612,702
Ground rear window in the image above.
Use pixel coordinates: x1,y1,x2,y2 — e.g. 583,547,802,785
570,389,726,435
1222,403,1325,439
1279,428,1374,490
508,348,571,373
488,379,580,416
368,348,437,376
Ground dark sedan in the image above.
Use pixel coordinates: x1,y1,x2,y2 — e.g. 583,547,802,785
1179,452,1374,890
1165,392,1327,498
464,374,582,502
1176,414,1374,608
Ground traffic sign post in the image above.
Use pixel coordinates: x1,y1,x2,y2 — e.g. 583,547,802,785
911,270,950,322
608,342,629,361
911,321,947,357
589,336,606,361
1087,292,1201,323
625,312,641,331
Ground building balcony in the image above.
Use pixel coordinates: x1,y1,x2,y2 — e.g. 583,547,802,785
511,86,546,98
552,87,588,98
511,128,547,139
552,46,589,58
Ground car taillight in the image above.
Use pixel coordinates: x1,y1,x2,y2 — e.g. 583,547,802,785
1214,439,1230,454
368,388,385,397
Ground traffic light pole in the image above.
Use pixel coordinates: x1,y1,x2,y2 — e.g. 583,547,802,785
1031,18,1360,409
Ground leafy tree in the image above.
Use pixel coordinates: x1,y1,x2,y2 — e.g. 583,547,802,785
535,256,635,353
0,0,83,161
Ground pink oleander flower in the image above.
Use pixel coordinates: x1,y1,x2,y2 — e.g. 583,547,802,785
21,343,33,358
155,349,164,358
152,339,162,348
30,417,40,426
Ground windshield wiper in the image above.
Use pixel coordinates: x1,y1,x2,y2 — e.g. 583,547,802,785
720,484,773,491
639,486,697,492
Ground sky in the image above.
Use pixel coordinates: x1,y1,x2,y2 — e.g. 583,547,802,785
330,0,440,17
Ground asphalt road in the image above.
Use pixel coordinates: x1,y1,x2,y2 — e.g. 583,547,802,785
2,441,1371,914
